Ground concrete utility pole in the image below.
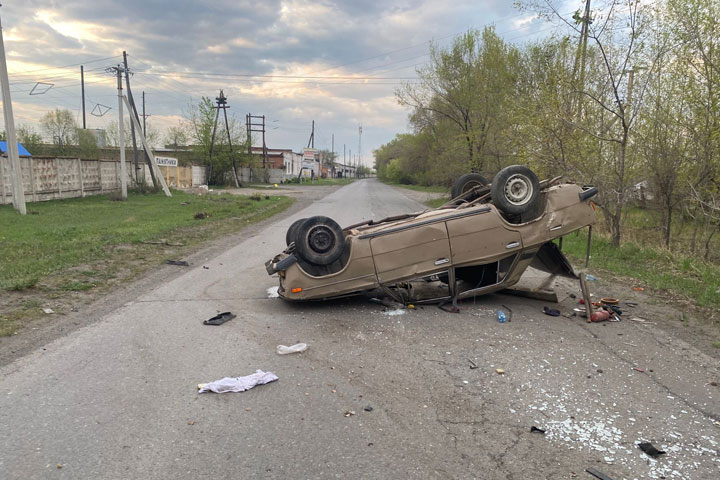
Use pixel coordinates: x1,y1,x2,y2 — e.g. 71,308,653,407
0,9,26,214
115,65,128,199
80,65,86,129
358,125,362,178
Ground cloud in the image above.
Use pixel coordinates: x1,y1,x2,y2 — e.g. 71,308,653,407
1,0,534,164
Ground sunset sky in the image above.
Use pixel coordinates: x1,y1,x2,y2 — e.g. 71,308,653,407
1,1,575,166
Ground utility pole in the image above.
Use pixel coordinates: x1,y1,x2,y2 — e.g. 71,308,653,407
247,113,268,170
0,9,26,214
208,90,240,187
113,65,128,199
358,125,362,178
572,0,592,115
122,51,140,181
331,133,334,177
307,120,314,149
141,91,149,135
80,65,86,129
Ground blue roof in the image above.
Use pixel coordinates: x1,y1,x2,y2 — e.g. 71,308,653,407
0,141,31,156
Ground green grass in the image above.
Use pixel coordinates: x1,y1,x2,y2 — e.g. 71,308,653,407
424,197,450,208
560,229,720,310
385,182,449,194
0,190,291,292
1,190,292,336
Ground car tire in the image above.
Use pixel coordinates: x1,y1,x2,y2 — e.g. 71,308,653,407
286,218,307,245
295,216,345,265
491,165,540,215
451,173,489,199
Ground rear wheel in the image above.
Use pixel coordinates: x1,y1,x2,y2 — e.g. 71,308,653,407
294,216,345,265
451,173,489,199
491,165,540,215
286,218,307,245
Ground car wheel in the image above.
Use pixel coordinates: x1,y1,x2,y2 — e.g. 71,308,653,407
286,218,307,245
451,173,489,199
491,165,540,215
295,216,345,265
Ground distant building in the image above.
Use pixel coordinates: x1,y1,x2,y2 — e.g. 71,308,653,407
0,141,31,156
250,147,303,177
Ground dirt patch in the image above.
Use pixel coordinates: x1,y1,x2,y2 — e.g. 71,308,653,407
390,185,447,205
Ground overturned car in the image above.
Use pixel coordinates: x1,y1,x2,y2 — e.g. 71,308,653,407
266,165,597,304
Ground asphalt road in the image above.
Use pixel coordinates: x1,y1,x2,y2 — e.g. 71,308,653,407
1,179,718,479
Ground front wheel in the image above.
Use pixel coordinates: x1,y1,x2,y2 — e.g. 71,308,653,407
294,216,345,265
491,165,540,215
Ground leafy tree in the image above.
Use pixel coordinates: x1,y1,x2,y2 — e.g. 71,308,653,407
185,96,248,185
16,124,43,153
40,109,77,153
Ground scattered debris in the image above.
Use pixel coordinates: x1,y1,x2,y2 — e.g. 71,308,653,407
543,306,561,317
439,303,460,313
638,442,666,458
267,286,280,298
203,265,209,269
633,367,645,373
585,274,598,281
599,297,618,305
625,302,638,307
496,305,512,322
530,426,546,434
42,308,55,314
276,343,308,355
166,259,190,266
631,317,656,325
468,359,478,369
198,370,278,393
585,467,615,480
632,286,644,291
203,312,236,326
364,405,373,412
623,342,638,347
589,310,611,323
194,212,208,219
344,410,356,417
495,368,505,375
383,308,406,316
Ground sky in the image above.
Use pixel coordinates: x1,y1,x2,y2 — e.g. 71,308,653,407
0,0,576,167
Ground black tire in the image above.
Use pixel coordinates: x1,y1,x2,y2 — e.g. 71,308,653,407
295,216,345,265
451,173,489,199
286,218,307,245
491,165,540,215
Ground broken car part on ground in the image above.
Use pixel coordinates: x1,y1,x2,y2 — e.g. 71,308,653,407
266,165,598,304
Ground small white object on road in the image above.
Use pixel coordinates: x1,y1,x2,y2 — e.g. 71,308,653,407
267,286,280,298
42,308,54,314
276,343,308,355
198,370,278,393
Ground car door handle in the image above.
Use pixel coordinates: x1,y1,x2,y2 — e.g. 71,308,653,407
434,258,450,265
506,242,520,249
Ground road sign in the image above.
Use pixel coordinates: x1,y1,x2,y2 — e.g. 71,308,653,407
155,156,178,167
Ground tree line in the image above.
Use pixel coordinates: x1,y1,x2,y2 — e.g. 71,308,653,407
375,0,720,258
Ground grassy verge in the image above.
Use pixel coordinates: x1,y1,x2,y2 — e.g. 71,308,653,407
0,190,293,335
560,229,720,311
384,182,448,194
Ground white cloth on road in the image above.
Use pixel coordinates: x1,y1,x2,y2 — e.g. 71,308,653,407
198,370,278,393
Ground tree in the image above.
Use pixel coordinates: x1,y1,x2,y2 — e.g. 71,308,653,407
165,125,189,149
16,124,43,153
76,128,99,159
397,28,519,174
40,109,77,153
185,96,248,185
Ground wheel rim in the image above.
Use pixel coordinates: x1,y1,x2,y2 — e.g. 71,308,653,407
307,226,335,254
461,180,483,194
504,174,533,205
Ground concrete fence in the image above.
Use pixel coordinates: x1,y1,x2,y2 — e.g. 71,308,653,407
0,156,209,205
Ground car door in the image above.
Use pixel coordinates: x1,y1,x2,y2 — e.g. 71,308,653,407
368,220,451,284
446,206,522,267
